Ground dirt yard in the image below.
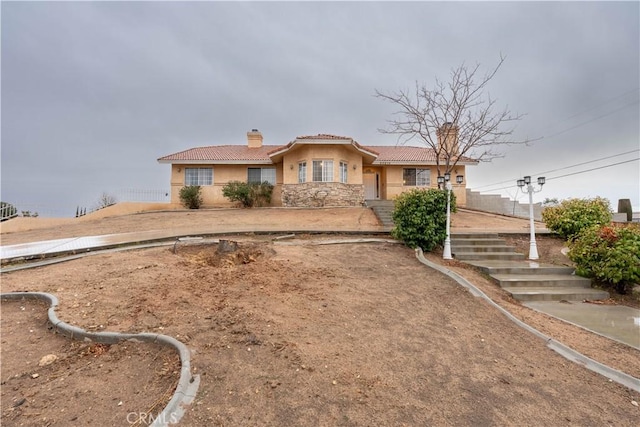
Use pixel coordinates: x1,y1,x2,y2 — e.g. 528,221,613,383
1,301,179,426
1,208,639,426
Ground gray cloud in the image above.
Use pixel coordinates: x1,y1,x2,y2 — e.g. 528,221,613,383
2,1,638,216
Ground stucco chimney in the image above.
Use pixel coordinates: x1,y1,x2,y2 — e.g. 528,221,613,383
247,129,263,148
437,122,459,154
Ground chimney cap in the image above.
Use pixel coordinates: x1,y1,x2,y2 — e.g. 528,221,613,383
251,128,259,132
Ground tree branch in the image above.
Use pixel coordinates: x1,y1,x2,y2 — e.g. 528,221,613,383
376,56,529,173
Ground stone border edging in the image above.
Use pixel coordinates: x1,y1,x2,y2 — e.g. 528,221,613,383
0,230,390,265
0,292,200,427
414,248,640,394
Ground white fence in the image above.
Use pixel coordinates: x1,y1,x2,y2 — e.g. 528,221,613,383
2,189,170,219
1,204,19,221
114,188,170,203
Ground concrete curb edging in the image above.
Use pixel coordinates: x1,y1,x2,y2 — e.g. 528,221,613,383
0,292,200,426
414,248,640,394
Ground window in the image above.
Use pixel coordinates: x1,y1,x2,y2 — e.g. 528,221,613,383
298,162,307,183
403,168,430,186
185,168,213,186
339,161,348,184
312,160,333,182
248,167,276,185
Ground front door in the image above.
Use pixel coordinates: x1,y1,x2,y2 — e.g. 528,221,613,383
364,172,378,199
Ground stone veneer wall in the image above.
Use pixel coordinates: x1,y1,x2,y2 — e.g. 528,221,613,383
282,183,365,207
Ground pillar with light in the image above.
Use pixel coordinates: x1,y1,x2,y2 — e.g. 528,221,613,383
438,172,464,260
517,176,546,260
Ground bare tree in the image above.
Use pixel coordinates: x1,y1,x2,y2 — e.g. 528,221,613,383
376,56,530,177
96,192,117,210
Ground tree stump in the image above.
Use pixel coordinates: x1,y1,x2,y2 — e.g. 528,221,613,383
217,240,239,254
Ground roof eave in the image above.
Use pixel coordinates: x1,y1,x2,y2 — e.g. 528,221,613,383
158,159,274,165
269,140,379,163
370,160,479,166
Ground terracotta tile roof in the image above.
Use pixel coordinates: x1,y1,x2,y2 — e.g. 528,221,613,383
268,134,379,159
158,145,280,163
363,145,476,165
295,134,355,141
158,140,477,165
364,145,437,163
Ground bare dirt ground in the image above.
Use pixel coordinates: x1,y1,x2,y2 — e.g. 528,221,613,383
1,300,179,426
1,207,639,426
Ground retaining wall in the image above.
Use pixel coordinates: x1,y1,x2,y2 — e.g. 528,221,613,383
465,190,543,221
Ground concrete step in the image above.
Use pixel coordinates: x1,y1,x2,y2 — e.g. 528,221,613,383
371,206,394,227
452,245,517,253
452,233,611,304
491,274,592,288
466,260,576,275
450,238,506,246
369,205,394,227
451,233,499,239
503,287,610,302
454,252,526,261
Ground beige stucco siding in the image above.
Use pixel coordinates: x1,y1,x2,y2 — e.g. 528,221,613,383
169,163,283,207
167,156,469,207
281,145,363,184
379,164,468,206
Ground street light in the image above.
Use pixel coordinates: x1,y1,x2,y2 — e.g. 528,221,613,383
517,175,545,260
439,172,464,260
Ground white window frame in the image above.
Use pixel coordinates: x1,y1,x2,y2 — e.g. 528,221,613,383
403,168,430,187
248,167,276,185
312,160,334,182
185,167,213,186
339,161,348,184
298,162,307,183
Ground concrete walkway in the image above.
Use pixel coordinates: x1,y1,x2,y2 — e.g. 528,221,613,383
525,301,639,349
1,229,638,350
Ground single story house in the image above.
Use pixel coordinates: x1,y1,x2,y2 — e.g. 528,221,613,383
157,128,478,208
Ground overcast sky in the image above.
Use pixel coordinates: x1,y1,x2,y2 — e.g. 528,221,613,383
2,1,639,217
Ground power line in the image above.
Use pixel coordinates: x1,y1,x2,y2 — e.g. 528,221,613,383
473,157,639,194
545,87,640,131
545,158,639,181
541,100,639,140
473,149,640,191
496,88,639,158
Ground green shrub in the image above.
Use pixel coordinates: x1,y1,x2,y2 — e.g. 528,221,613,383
222,181,251,207
541,197,612,240
391,188,456,251
568,223,640,294
222,181,274,208
249,181,274,207
179,185,203,209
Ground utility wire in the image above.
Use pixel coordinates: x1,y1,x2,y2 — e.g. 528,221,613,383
474,157,639,194
473,149,640,191
470,89,639,195
545,87,639,131
541,100,639,140
545,157,639,181
498,88,639,158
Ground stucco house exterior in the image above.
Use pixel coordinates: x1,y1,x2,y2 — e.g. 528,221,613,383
157,129,478,208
